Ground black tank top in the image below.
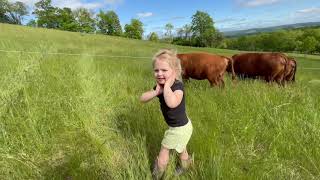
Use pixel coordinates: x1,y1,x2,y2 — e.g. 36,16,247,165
155,80,188,127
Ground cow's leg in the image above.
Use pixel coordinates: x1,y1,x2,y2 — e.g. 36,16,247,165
219,79,225,88
264,76,270,83
278,78,285,87
271,67,285,86
208,78,218,87
218,74,225,88
208,79,215,87
275,72,285,87
264,76,274,85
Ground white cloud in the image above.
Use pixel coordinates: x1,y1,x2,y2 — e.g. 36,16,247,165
237,0,281,7
137,12,153,18
285,7,320,23
216,18,246,23
296,7,320,15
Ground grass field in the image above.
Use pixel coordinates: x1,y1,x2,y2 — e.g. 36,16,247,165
0,23,320,179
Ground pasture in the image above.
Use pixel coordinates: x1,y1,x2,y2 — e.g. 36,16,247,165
0,23,320,179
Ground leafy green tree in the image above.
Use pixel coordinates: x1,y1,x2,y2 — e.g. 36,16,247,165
190,11,217,47
173,24,193,46
236,36,249,50
164,23,174,41
0,0,11,23
302,29,320,40
33,0,59,28
7,1,28,24
299,36,318,54
295,40,303,52
259,33,274,51
124,19,144,39
316,43,320,54
225,27,320,53
217,40,228,49
56,7,77,31
73,8,95,33
97,10,122,36
148,32,159,42
180,24,192,40
277,31,298,51
0,0,28,24
212,30,224,47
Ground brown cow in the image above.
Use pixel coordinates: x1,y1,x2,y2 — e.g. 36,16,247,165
284,57,297,82
177,52,236,87
230,53,287,85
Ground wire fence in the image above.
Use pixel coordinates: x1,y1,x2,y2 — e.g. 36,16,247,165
0,49,319,69
0,49,151,59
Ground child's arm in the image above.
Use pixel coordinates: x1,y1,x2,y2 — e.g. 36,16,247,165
163,86,183,108
139,90,158,103
140,84,163,103
163,75,183,108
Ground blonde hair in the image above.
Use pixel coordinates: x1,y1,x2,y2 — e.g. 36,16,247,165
152,49,182,81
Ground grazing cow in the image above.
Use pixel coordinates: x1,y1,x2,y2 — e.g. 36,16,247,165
230,53,287,85
284,57,297,82
177,52,236,87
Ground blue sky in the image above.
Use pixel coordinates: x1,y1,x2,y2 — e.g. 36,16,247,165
10,0,320,35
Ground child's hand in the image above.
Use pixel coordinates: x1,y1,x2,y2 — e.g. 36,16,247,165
155,83,163,95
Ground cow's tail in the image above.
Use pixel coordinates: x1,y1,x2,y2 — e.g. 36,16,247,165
292,60,297,82
226,57,236,81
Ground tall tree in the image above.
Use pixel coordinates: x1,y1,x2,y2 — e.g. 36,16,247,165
0,0,11,23
165,23,174,40
190,11,217,47
56,7,77,31
7,1,28,24
97,10,122,36
33,0,59,28
182,24,192,40
0,0,28,24
73,8,95,33
148,32,159,42
124,19,143,39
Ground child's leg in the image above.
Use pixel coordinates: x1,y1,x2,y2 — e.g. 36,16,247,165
177,148,193,171
152,146,169,179
179,149,189,161
157,146,170,170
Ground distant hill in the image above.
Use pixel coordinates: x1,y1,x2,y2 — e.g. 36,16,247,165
222,22,320,37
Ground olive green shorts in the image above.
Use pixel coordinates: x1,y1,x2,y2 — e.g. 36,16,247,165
161,120,193,153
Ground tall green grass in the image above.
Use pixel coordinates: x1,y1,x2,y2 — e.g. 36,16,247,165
0,23,320,179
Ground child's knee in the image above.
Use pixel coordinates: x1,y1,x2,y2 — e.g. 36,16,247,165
179,149,189,160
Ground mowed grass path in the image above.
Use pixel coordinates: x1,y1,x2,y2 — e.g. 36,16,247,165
0,23,320,179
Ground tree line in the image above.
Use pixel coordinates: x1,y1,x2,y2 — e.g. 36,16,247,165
1,0,319,54
224,27,320,54
1,0,144,39
0,0,222,47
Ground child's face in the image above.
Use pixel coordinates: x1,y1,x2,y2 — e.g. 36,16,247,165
153,59,175,85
